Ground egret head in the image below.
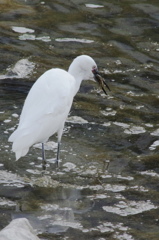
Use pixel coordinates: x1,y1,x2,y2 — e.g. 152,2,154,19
68,55,110,95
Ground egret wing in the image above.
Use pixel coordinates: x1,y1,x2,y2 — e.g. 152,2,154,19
19,69,75,126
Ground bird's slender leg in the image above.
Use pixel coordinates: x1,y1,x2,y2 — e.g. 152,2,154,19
42,143,46,170
56,142,60,167
57,126,63,168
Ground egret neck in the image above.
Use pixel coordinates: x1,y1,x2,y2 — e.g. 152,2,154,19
68,62,87,96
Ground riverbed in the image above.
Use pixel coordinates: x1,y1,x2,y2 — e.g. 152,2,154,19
0,1,159,239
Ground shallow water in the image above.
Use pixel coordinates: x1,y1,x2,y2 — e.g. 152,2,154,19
0,0,159,239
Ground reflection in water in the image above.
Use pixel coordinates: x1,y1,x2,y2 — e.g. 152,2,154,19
0,0,159,239
13,185,84,234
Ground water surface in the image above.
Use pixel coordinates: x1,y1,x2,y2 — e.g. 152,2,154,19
0,0,159,239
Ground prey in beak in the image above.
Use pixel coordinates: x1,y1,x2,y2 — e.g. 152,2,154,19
92,67,110,95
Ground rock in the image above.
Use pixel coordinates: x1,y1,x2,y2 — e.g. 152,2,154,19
0,218,40,240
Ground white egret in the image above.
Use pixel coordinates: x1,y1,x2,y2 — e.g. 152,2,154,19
8,55,110,168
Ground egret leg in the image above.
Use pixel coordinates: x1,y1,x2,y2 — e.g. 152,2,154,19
56,142,60,167
42,143,46,170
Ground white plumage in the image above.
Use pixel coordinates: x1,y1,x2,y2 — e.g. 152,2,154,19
9,55,100,162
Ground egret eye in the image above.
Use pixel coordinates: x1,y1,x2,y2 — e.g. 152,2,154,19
92,66,98,74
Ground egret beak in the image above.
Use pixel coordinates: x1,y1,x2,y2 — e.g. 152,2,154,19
92,68,110,95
